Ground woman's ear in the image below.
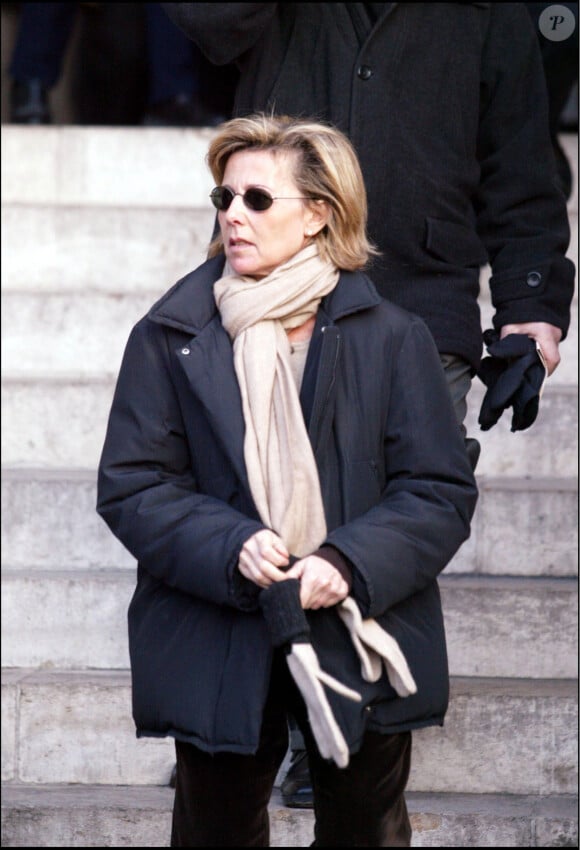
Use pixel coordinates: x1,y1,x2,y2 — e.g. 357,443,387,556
305,200,331,237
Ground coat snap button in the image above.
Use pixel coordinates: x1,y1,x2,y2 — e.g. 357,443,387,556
357,65,373,80
181,347,190,355
526,271,542,287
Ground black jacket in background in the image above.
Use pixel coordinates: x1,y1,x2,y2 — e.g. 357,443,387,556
163,2,575,370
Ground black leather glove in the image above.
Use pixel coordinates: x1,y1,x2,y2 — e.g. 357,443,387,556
477,331,547,432
259,579,361,768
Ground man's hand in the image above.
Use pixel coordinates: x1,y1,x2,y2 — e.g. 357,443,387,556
500,322,562,375
286,555,349,609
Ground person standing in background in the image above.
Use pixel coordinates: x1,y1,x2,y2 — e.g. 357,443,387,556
8,2,238,127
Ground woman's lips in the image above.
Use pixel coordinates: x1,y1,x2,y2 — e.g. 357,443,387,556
229,237,253,247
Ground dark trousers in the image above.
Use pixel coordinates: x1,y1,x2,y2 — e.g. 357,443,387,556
9,2,77,88
171,652,412,847
144,4,200,106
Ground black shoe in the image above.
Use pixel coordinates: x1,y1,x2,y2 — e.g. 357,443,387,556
142,94,226,128
11,79,51,124
280,749,313,808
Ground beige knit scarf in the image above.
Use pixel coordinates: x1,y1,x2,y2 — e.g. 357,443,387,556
214,243,339,556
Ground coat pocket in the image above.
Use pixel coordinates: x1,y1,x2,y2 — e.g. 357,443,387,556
424,217,488,267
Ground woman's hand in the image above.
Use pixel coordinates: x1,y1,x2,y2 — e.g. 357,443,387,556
238,529,290,587
286,556,350,609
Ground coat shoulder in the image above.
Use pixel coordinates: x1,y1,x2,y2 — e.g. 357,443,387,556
147,255,226,334
335,269,433,340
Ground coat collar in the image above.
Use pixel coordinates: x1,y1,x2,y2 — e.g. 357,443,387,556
147,255,382,335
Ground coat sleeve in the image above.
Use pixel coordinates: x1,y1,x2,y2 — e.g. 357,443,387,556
475,3,575,338
96,318,265,610
161,2,279,65
325,317,479,619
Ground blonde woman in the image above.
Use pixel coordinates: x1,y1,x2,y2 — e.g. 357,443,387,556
97,114,477,847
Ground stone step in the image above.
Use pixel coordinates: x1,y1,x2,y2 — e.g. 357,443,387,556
0,126,217,209
2,569,576,678
2,671,576,795
2,127,577,215
1,469,576,577
2,377,577,475
1,784,577,847
1,470,135,571
2,290,577,384
0,204,214,295
441,575,578,679
1,569,133,670
1,203,576,301
447,475,578,578
1,291,159,381
464,382,578,478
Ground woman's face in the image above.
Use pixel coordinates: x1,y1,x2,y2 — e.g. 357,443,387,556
219,149,325,279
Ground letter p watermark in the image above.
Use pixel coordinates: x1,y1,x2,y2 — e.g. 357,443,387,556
538,4,576,41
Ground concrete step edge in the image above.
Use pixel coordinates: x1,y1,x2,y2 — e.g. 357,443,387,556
2,469,578,489
2,465,577,490
2,566,577,592
2,783,577,817
1,785,577,849
2,667,577,696
19,372,580,389
0,200,211,214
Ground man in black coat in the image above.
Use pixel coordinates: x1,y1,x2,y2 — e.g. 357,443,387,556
162,0,576,804
163,2,574,378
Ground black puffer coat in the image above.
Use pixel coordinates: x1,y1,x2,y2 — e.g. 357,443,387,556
97,259,478,755
163,2,575,371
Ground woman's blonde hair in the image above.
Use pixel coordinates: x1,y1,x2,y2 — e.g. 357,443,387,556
206,113,378,270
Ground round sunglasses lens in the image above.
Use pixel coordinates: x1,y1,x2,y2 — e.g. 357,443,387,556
210,187,233,210
245,189,273,211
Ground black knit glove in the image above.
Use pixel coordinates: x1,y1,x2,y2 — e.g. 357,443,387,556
259,580,361,768
477,331,547,432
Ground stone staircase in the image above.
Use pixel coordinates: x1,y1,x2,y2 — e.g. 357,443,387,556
1,126,578,847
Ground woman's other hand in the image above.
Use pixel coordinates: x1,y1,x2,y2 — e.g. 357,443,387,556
286,556,350,609
238,529,290,587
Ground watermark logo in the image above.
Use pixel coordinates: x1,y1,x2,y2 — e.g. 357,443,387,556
538,4,576,41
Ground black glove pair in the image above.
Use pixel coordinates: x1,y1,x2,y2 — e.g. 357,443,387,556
259,580,416,768
477,330,547,432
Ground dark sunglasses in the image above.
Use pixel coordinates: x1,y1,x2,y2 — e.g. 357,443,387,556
210,185,317,212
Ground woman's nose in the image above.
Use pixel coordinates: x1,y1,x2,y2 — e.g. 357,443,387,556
224,194,247,222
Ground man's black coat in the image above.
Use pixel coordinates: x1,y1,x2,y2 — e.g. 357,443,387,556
163,2,575,370
97,259,477,755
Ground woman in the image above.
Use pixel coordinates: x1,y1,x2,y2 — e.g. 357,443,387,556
97,114,478,847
